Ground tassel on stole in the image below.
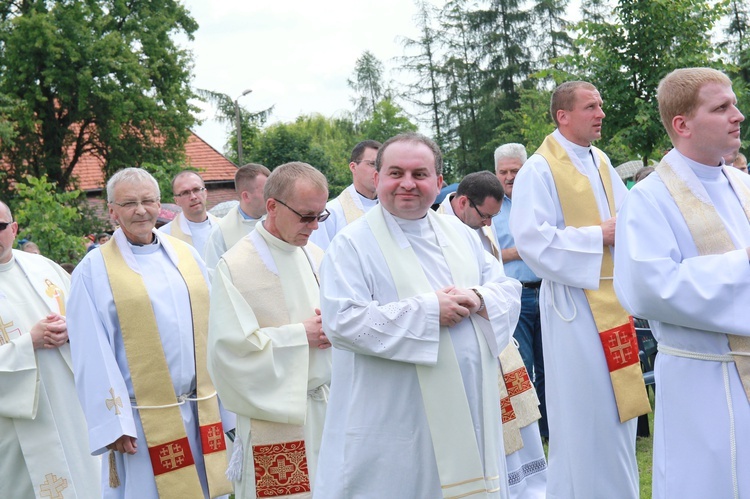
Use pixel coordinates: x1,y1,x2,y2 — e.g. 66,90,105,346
108,449,121,488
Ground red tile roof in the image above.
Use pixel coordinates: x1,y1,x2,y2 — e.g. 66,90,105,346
72,130,237,191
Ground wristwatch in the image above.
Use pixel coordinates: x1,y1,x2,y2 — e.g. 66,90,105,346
471,288,485,312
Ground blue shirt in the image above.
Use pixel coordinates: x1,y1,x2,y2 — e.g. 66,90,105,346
493,195,539,283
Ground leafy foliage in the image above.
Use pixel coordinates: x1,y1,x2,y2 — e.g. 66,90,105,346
12,175,88,264
0,0,199,195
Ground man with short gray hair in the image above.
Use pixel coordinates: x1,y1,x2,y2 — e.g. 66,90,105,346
68,168,231,498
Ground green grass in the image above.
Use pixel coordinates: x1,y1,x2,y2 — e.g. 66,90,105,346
637,391,656,499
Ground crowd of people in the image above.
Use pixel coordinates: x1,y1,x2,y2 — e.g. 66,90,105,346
1,66,749,499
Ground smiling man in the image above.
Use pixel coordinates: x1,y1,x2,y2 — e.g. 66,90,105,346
207,162,332,499
509,81,650,499
67,168,231,499
315,133,521,498
160,171,219,258
614,68,750,498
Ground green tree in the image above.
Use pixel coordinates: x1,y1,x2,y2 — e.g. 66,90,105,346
563,0,723,163
0,0,199,194
358,98,418,143
531,0,575,70
195,88,274,165
12,175,88,264
348,51,386,123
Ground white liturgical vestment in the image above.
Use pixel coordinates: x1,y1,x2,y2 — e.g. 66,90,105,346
0,250,100,499
309,184,377,250
614,149,750,499
203,205,261,270
160,212,218,258
68,230,218,499
509,130,638,499
208,222,330,499
314,206,521,498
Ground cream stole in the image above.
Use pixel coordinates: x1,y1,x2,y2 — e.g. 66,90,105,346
170,212,219,247
366,206,501,498
656,158,750,401
434,200,538,454
222,228,323,498
100,233,231,498
537,134,650,422
338,186,366,225
218,207,259,251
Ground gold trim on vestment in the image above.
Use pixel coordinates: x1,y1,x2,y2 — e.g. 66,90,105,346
656,160,750,402
537,134,650,422
100,235,231,497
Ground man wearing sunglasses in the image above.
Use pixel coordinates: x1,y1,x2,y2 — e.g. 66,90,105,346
208,162,332,499
310,139,381,250
0,201,100,498
160,170,219,258
436,171,548,498
316,133,521,498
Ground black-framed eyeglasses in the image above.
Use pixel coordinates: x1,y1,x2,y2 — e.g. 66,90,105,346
0,221,12,231
174,187,206,198
467,198,493,221
275,198,330,223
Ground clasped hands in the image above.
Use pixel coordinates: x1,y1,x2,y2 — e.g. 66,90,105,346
437,286,483,327
30,313,68,350
303,308,331,350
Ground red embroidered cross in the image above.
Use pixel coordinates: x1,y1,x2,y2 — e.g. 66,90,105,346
269,456,296,482
160,442,186,470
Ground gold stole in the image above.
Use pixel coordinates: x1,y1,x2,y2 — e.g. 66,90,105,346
338,187,366,225
537,134,650,422
435,201,538,454
170,212,219,246
100,236,231,498
223,234,318,498
656,160,750,401
367,207,500,498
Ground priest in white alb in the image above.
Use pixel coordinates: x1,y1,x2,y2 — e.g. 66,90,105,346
204,163,270,270
208,161,332,499
67,168,232,499
310,139,380,249
160,170,219,257
315,133,521,498
436,172,548,498
509,81,649,498
0,200,100,499
614,68,750,499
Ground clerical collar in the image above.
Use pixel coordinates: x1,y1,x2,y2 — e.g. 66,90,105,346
0,255,16,273
128,236,159,247
257,221,298,253
355,188,377,201
675,150,725,181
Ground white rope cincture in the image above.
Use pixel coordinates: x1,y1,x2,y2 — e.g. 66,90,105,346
550,284,577,323
658,344,740,498
131,391,217,410
308,384,329,403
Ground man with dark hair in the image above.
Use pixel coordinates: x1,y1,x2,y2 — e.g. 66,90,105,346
315,133,521,498
614,67,749,498
437,172,548,498
311,139,381,249
204,163,271,270
208,162,331,498
160,170,219,257
0,200,100,498
510,81,649,498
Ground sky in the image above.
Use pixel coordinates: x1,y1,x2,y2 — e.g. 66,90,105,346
181,1,429,155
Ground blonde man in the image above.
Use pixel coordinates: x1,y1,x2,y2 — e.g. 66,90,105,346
614,68,749,499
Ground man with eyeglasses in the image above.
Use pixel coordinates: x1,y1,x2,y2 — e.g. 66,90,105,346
310,139,381,250
437,170,548,498
67,168,232,498
160,170,219,258
0,201,100,498
510,82,649,498
315,133,521,498
492,143,549,448
207,162,331,499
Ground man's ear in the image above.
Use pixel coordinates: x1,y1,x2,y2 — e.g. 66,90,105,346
672,115,690,139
